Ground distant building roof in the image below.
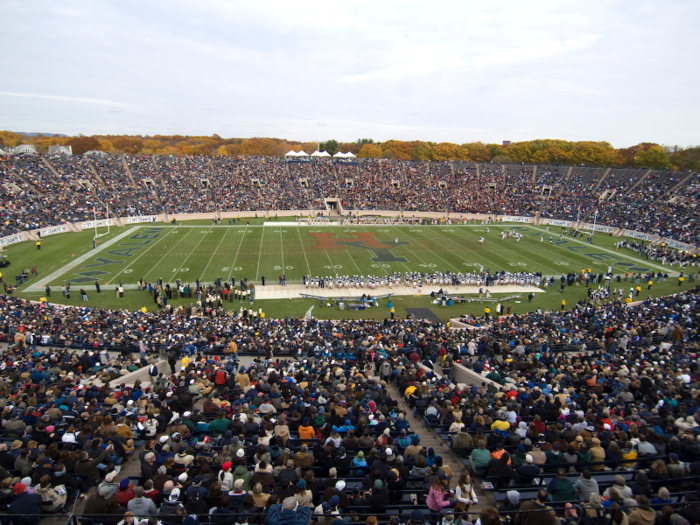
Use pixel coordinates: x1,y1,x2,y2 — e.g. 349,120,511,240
48,145,73,155
9,144,37,155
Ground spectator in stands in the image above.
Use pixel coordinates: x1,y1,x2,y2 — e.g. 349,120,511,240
547,468,577,502
127,486,157,516
8,482,43,525
514,489,558,525
269,496,313,525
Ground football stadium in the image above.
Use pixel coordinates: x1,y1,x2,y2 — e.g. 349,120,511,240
1,3,700,525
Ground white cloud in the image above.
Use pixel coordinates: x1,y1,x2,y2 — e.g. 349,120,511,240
0,91,139,108
0,0,698,146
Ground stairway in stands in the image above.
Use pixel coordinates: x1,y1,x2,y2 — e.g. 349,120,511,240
385,381,495,515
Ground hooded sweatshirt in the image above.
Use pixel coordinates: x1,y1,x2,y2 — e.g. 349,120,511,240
575,477,600,501
127,496,157,516
233,465,252,491
627,507,656,525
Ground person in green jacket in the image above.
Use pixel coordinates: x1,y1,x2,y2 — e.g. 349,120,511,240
547,468,577,502
208,412,231,435
233,463,252,491
544,443,565,473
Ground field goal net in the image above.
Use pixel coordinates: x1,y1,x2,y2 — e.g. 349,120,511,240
93,206,110,240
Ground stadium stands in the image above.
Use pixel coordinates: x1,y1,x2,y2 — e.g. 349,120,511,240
0,153,697,242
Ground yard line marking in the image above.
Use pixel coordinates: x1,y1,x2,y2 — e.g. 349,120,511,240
525,225,677,274
227,225,248,282
110,228,176,284
144,228,196,281
280,226,285,273
332,225,363,274
402,227,460,271
451,228,549,272
200,227,230,281
255,225,265,280
172,226,213,280
24,227,139,292
296,226,312,275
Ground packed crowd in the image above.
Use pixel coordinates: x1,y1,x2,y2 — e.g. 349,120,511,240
0,283,700,525
0,154,697,244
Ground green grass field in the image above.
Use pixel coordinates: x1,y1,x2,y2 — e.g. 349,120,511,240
4,220,693,321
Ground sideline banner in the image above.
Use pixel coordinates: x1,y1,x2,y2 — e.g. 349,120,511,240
664,239,694,251
126,216,157,224
500,216,531,223
543,219,572,227
583,223,613,233
623,230,654,241
80,219,114,229
0,233,25,247
36,225,68,237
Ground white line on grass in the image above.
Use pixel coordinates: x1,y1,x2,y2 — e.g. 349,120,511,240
144,228,196,281
331,225,363,275
172,226,213,281
24,227,139,292
227,226,248,282
200,227,230,281
255,226,265,280
296,226,312,275
525,225,677,274
110,228,176,284
405,228,460,271
280,227,285,272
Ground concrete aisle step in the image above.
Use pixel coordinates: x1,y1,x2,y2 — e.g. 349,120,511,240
385,381,496,518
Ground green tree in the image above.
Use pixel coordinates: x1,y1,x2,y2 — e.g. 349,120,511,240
432,142,461,161
633,145,671,169
460,142,492,162
410,142,433,160
320,140,339,155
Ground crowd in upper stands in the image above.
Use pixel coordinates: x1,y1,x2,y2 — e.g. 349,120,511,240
1,153,697,245
1,283,700,525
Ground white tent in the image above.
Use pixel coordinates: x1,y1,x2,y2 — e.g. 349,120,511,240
311,150,331,157
297,150,309,157
285,150,301,157
345,152,357,158
333,152,347,158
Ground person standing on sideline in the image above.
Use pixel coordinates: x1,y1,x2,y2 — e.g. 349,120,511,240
262,275,265,286
561,299,566,310
95,280,101,293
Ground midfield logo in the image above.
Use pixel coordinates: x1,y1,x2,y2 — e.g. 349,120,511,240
308,232,410,263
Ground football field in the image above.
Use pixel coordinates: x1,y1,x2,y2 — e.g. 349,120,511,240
13,222,678,292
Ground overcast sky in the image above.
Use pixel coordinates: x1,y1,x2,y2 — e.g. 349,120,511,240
1,0,698,147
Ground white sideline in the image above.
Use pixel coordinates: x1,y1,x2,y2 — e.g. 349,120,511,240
25,227,140,292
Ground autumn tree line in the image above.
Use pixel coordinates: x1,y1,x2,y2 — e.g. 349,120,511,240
1,130,699,170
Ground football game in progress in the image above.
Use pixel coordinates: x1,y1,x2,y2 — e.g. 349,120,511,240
0,1,699,524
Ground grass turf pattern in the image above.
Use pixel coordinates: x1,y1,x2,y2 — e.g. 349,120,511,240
4,220,691,321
